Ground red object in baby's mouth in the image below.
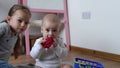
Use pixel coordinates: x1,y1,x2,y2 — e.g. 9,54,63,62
42,37,54,48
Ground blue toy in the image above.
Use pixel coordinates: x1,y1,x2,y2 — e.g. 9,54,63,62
74,58,104,68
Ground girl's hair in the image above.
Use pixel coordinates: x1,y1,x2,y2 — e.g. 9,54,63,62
1,4,31,22
8,4,31,17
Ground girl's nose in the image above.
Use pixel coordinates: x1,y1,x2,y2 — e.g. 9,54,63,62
21,22,25,27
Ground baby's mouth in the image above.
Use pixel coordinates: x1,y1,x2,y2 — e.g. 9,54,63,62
19,28,24,32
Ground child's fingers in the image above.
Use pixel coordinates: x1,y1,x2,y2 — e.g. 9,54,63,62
53,38,58,43
40,37,46,44
53,38,58,47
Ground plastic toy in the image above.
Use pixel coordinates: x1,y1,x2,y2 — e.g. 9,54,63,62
42,37,54,48
74,58,104,68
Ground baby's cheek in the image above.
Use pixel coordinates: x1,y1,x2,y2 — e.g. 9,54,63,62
55,33,59,37
43,33,47,36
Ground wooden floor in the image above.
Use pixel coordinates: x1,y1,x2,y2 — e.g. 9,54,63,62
9,50,120,68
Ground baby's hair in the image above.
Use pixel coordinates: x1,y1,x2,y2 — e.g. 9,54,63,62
41,14,61,26
41,14,64,33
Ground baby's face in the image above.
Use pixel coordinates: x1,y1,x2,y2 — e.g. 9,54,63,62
41,21,59,38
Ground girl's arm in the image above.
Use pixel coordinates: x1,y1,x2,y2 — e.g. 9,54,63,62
0,23,5,37
13,34,23,59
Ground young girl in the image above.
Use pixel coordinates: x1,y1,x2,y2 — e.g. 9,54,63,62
0,4,31,68
30,14,72,68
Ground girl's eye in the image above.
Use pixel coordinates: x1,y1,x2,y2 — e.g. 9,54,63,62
18,19,22,23
25,22,29,25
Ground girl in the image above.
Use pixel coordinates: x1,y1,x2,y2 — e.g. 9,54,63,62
0,4,31,68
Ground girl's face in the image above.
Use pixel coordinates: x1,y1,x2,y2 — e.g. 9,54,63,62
7,10,30,33
41,21,59,38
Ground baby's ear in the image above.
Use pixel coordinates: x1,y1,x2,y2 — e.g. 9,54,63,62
59,23,64,33
40,26,44,33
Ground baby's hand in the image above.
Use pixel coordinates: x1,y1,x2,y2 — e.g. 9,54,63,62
40,37,46,44
41,37,54,48
53,38,58,47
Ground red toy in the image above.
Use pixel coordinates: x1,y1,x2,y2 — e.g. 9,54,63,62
41,37,54,48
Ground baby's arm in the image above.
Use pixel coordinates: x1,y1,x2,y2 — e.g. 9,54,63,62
54,38,68,58
30,38,44,59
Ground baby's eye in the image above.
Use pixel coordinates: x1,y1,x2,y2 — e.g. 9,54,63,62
53,30,56,32
46,29,49,32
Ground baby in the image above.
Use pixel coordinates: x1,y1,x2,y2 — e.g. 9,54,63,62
30,14,72,68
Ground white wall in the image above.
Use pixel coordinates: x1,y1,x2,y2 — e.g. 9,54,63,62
68,0,120,55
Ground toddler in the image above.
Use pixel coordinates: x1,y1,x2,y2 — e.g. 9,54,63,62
30,14,72,68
